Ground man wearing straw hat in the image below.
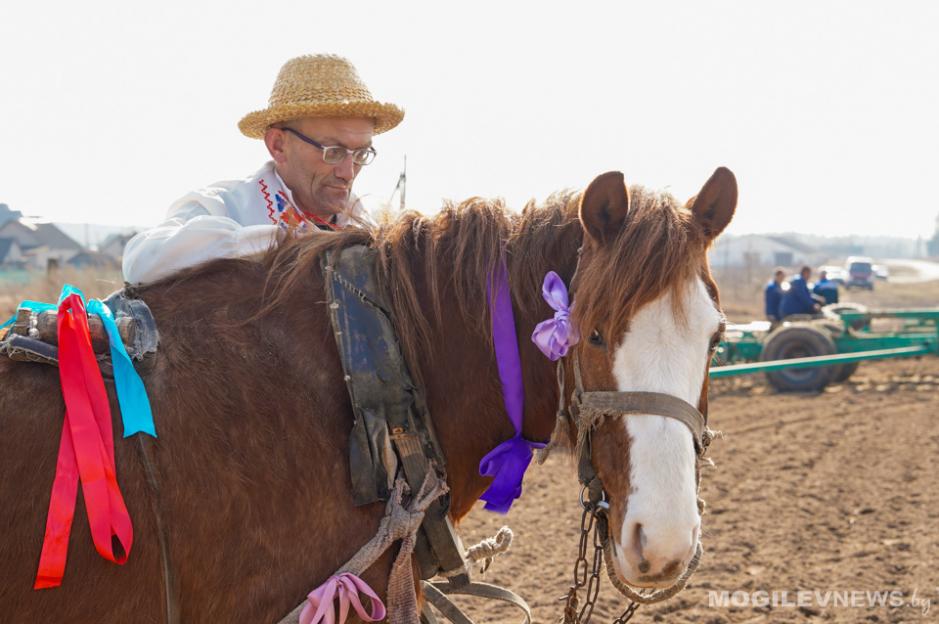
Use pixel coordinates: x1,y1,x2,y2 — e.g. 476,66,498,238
122,54,403,285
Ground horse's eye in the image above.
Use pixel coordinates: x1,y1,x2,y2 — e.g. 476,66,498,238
709,334,722,351
589,329,605,347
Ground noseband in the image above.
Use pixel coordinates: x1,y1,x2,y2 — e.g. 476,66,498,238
569,351,713,461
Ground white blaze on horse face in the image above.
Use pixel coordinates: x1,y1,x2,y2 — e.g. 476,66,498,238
610,277,720,587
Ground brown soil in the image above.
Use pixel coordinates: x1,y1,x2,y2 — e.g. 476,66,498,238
455,277,939,623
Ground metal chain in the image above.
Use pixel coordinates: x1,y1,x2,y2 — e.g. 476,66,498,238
613,602,640,624
560,490,639,624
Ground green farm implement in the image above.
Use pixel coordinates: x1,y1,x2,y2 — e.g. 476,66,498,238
710,304,939,392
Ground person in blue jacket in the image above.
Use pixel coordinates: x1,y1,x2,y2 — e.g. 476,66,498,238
779,266,821,318
812,270,839,305
764,268,786,324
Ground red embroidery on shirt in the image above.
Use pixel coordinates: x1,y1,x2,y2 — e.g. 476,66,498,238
308,213,339,230
258,179,275,223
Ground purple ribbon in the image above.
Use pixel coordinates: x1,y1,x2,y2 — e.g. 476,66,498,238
479,263,546,514
531,271,580,361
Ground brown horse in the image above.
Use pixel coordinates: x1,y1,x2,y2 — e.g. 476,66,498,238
0,168,736,622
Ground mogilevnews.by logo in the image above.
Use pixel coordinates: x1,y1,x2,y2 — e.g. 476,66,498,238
707,588,933,616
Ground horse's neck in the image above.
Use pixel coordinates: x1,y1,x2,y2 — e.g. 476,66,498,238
425,219,582,519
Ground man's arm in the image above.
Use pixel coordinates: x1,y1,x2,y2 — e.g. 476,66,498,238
795,281,818,311
122,213,278,285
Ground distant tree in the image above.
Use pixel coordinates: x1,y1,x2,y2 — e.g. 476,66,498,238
929,214,939,257
928,232,939,257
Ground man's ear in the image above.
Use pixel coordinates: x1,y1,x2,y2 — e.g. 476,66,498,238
687,167,737,240
264,127,288,165
580,171,630,244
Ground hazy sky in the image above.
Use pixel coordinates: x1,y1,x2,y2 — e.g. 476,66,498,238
1,1,937,238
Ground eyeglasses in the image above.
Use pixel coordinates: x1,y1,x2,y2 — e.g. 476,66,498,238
280,127,377,166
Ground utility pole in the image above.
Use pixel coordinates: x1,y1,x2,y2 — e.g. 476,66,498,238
390,155,407,212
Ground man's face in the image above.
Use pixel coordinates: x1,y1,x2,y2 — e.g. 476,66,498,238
264,117,375,219
801,268,811,280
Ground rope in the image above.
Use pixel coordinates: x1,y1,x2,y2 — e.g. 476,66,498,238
343,476,447,624
464,526,513,573
537,362,573,465
277,475,448,624
602,541,703,605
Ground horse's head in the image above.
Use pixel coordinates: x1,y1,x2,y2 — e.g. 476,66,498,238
570,168,736,589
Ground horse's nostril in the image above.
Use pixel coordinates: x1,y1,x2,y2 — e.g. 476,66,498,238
631,523,651,573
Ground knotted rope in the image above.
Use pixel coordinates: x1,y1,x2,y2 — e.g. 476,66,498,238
464,526,514,573
278,474,448,624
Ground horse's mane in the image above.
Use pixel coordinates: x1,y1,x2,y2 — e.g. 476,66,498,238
142,185,703,380
258,192,584,374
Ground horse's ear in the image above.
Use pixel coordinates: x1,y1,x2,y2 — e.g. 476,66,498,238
687,167,737,240
580,171,630,244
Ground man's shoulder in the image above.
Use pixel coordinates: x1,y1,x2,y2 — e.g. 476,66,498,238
167,162,276,222
184,161,273,200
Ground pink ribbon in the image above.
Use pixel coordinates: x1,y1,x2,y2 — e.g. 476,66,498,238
299,573,386,624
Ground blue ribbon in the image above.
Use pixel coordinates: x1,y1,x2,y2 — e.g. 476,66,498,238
6,285,156,439
87,299,157,438
5,295,65,329
18,300,57,312
57,284,85,305
3,300,57,334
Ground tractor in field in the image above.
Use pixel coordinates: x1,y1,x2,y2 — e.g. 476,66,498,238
712,304,939,392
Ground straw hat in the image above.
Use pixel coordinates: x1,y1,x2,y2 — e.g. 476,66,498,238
238,54,404,138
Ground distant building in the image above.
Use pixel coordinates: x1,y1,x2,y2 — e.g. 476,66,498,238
67,250,121,271
0,238,27,268
709,234,827,268
0,204,23,228
99,232,138,262
0,217,85,271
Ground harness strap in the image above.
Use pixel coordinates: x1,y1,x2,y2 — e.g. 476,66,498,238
571,352,710,455
136,435,180,624
577,391,708,454
322,247,468,583
421,581,532,624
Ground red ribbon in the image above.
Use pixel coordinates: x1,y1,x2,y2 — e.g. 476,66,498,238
34,293,134,589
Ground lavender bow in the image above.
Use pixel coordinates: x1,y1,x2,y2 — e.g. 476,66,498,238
531,271,580,361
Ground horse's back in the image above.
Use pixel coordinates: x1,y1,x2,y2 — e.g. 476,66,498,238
0,357,164,621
